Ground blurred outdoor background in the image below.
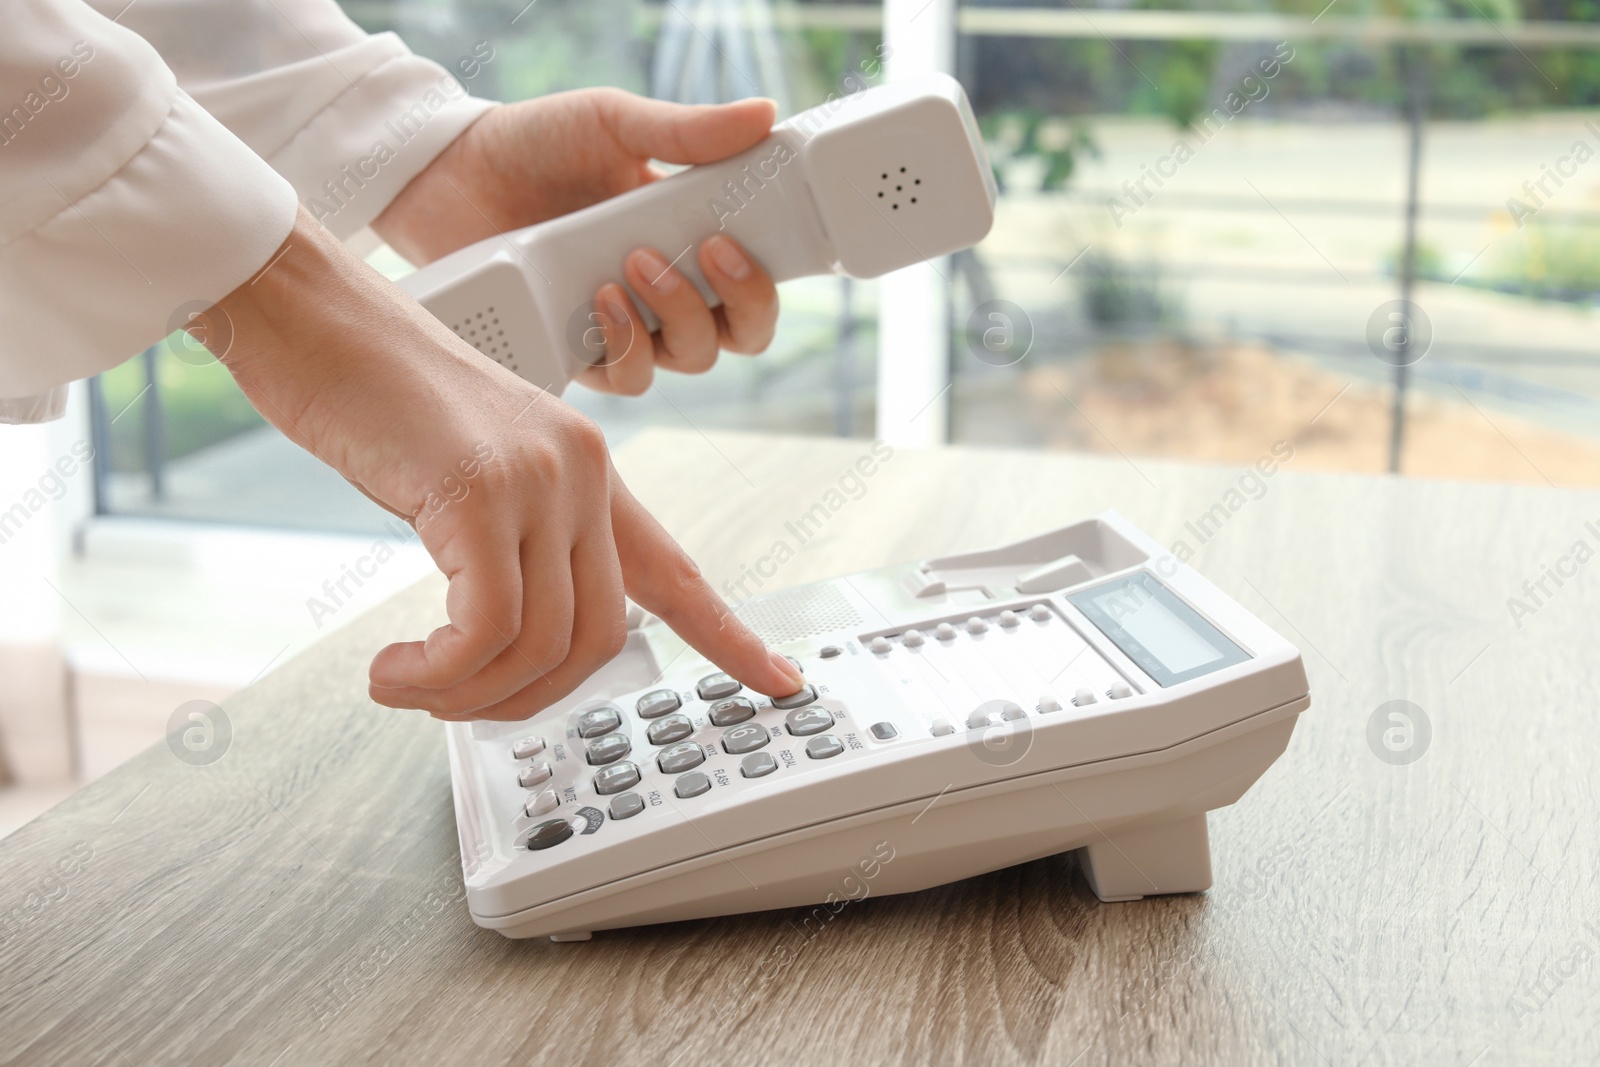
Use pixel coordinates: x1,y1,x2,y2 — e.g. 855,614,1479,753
6,0,1600,832
93,0,1600,537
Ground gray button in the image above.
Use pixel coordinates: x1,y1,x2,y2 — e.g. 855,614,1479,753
577,704,622,738
636,689,681,719
592,761,640,796
696,673,741,700
741,752,778,778
708,697,756,727
525,818,573,851
771,685,817,710
657,742,705,774
608,792,645,820
518,760,552,788
870,721,898,740
785,705,833,736
585,734,632,765
721,723,770,755
647,713,694,746
675,771,712,798
820,645,843,658
805,734,845,759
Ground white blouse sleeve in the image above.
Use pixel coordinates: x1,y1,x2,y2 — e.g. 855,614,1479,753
0,0,493,421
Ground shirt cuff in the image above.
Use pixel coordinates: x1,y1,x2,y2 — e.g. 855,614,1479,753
0,387,68,425
263,40,497,241
0,90,297,399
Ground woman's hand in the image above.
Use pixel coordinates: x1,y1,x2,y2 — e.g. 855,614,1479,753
194,207,804,720
372,90,780,396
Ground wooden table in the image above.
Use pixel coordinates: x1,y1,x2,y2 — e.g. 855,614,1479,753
4,428,1598,1066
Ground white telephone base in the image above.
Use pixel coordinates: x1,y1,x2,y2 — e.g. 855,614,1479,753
445,511,1311,940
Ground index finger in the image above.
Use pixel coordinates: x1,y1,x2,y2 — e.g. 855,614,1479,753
608,478,804,698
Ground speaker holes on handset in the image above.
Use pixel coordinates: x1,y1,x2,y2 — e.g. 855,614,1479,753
879,166,918,211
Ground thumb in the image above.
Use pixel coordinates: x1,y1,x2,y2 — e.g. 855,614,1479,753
608,477,805,698
599,92,778,166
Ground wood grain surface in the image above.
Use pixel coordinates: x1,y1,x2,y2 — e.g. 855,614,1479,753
3,428,1598,1066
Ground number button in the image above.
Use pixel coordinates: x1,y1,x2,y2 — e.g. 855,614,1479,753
721,723,769,755
592,761,640,796
585,734,632,766
636,689,681,719
708,697,756,727
577,705,622,738
696,673,741,701
785,705,833,736
646,713,694,746
656,742,705,774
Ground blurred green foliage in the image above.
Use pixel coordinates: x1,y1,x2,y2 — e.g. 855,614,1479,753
100,344,264,473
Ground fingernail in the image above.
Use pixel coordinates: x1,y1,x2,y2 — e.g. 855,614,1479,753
768,649,805,690
600,296,631,327
706,236,752,281
634,248,679,293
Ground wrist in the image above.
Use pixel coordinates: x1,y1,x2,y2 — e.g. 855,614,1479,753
372,105,508,265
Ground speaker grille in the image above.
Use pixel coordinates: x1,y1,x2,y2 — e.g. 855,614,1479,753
734,583,862,643
451,305,519,374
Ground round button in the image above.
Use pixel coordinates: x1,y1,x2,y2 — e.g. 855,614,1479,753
709,697,756,727
966,616,987,634
820,645,843,659
869,636,892,654
1029,604,1051,622
608,792,645,820
635,689,681,719
647,713,694,745
903,629,925,647
524,789,559,818
525,817,573,851
511,736,545,759
585,734,632,765
999,610,1020,628
805,734,845,759
935,623,956,640
740,751,779,778
576,705,622,738
675,771,712,798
